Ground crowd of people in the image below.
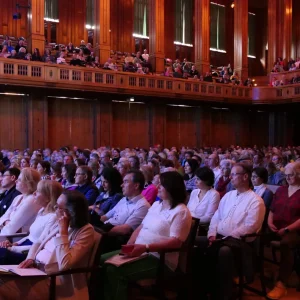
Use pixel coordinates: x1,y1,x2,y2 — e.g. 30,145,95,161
0,144,299,299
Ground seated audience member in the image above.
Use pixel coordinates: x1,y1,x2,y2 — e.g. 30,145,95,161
133,51,142,65
0,190,95,300
244,77,253,87
267,162,300,300
0,45,10,58
164,66,173,77
208,153,222,188
0,168,42,235
128,156,140,170
167,151,184,176
147,158,160,176
20,158,30,169
88,161,100,183
98,170,150,253
111,149,121,165
101,171,192,300
189,65,199,78
173,67,183,78
183,159,199,193
0,180,62,264
25,53,32,61
37,161,51,180
116,160,131,178
267,162,287,186
230,71,240,84
16,47,26,60
61,163,77,190
50,162,63,183
0,168,21,217
57,52,67,64
7,50,17,59
66,42,74,53
215,159,234,199
75,166,99,205
32,48,42,61
204,72,213,82
90,167,123,225
140,165,158,205
252,167,274,209
5,41,14,53
197,163,265,300
188,167,220,223
272,154,284,171
42,49,55,63
141,49,149,62
253,152,265,168
14,39,26,54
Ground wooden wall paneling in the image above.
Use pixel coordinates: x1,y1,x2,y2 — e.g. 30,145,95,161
178,107,197,148
48,98,94,149
27,95,48,150
199,107,212,147
112,102,129,148
0,96,27,150
165,106,180,148
94,100,112,148
151,104,166,147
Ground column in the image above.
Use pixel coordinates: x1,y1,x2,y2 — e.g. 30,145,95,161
95,0,111,64
234,0,248,80
164,0,175,61
194,0,210,74
282,0,292,61
292,0,300,59
149,0,165,73
27,0,45,54
268,0,277,72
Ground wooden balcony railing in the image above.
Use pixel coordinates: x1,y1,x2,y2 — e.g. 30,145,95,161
1,58,300,104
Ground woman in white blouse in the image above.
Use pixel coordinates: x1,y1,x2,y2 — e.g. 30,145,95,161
101,171,192,300
0,168,42,235
187,166,220,223
0,180,62,264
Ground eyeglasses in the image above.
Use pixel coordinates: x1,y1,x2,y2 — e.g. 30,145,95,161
251,175,259,179
230,173,245,177
0,174,12,178
284,174,295,178
54,205,67,211
75,173,85,176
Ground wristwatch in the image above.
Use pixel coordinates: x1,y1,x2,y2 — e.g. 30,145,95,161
284,228,290,234
145,244,150,253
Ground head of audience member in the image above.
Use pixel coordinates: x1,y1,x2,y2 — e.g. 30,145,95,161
184,159,199,177
147,159,160,176
74,158,86,167
62,163,76,184
57,190,89,229
116,160,131,178
0,168,20,191
192,155,202,166
30,158,41,169
272,154,282,168
63,155,74,165
284,162,300,187
167,151,180,166
251,167,268,187
195,166,215,191
253,153,264,167
100,151,111,164
16,168,41,195
88,161,100,179
140,165,154,185
208,153,219,169
34,180,63,213
184,151,194,161
128,155,140,170
112,149,120,159
43,148,51,159
121,170,145,199
37,161,51,177
266,162,277,176
75,166,93,186
100,167,123,195
51,162,63,180
158,171,187,209
220,159,234,179
230,163,252,192
10,156,21,168
89,153,99,164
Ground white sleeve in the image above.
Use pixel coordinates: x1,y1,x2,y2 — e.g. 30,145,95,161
169,207,192,242
201,191,220,224
0,196,21,226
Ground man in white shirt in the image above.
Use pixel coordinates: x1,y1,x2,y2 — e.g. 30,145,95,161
99,170,150,252
201,163,265,300
208,153,222,188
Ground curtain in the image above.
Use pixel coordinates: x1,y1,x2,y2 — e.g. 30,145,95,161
134,0,149,36
45,0,58,20
175,0,192,44
248,13,256,56
86,0,94,26
210,3,225,50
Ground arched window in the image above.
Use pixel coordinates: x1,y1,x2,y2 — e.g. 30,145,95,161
134,0,149,38
86,0,95,30
210,2,226,52
44,0,58,22
175,0,193,46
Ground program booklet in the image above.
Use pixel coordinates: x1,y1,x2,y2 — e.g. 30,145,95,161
0,265,47,276
105,253,148,267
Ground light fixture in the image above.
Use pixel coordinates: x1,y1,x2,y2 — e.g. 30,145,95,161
231,2,235,8
129,97,134,102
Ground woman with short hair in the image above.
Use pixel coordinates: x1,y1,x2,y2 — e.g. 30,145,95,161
37,161,51,180
61,163,77,190
102,171,192,300
187,167,220,223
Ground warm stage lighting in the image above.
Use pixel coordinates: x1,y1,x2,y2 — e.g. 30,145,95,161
231,2,235,8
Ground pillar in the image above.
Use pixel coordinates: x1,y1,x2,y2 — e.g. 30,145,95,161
164,0,175,61
234,0,248,80
95,0,111,64
268,0,277,72
282,0,292,61
149,0,165,73
194,0,210,74
292,0,300,59
27,0,45,54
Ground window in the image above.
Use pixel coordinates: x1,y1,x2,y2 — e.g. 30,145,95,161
134,0,149,38
86,0,95,29
210,2,226,52
44,0,58,22
175,0,193,46
248,13,256,57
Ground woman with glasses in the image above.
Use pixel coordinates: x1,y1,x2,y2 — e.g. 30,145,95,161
0,168,42,235
0,190,95,300
0,180,62,264
251,167,273,209
267,162,300,299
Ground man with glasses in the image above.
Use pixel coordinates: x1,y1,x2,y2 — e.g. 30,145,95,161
0,168,21,217
199,163,265,300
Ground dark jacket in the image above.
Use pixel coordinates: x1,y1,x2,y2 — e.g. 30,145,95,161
0,185,21,217
76,183,99,206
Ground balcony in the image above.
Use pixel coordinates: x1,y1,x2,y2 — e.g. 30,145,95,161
0,58,299,104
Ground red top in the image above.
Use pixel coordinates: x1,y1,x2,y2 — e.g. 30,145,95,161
270,186,300,229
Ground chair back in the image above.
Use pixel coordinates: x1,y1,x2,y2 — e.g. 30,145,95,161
177,217,200,274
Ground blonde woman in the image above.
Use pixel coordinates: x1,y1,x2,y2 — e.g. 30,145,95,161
0,180,62,264
0,168,41,235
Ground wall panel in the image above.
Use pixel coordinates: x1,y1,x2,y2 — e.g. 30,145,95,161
48,98,94,149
